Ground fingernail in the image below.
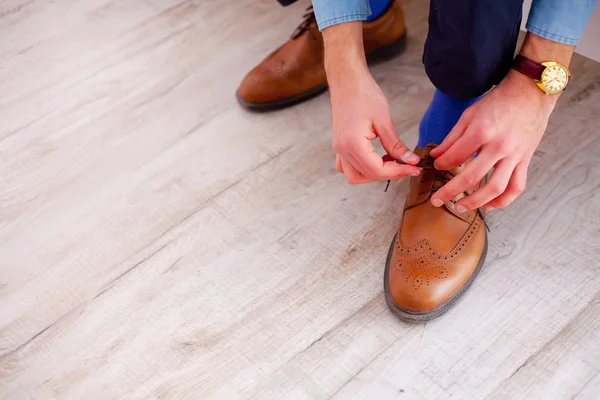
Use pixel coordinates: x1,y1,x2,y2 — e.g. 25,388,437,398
455,204,467,213
485,206,495,211
411,169,421,177
432,199,444,207
403,150,419,163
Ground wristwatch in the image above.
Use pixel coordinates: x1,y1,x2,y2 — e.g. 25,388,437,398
512,54,570,95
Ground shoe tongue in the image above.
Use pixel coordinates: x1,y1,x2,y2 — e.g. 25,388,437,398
407,144,461,209
408,144,477,224
413,144,437,158
413,144,465,176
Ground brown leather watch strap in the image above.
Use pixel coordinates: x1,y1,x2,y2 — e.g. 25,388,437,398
512,54,545,80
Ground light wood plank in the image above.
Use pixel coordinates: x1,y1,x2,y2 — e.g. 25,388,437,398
1,0,599,399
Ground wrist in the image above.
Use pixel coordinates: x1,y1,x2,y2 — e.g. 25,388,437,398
322,21,369,89
502,69,557,114
519,32,574,67
504,33,575,112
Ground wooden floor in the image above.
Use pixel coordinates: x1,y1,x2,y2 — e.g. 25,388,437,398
1,0,600,399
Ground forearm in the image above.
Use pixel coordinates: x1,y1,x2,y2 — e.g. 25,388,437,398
505,0,596,109
322,22,369,91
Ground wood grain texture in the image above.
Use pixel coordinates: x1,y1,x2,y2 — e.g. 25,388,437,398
1,0,599,399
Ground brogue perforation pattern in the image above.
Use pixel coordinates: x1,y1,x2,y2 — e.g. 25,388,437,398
392,217,482,289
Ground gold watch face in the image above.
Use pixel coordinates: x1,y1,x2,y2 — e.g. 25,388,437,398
540,62,569,94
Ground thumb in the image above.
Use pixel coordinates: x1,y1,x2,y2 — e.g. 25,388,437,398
375,116,420,165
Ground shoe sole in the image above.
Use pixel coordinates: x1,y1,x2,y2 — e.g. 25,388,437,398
383,230,488,323
236,32,408,112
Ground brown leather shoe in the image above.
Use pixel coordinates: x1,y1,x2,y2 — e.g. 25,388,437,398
384,145,488,322
237,0,407,111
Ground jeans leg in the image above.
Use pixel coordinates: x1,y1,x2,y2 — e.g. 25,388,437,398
423,0,524,98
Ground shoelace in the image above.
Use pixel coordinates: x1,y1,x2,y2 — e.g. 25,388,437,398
290,6,317,40
385,155,490,231
416,156,455,198
384,156,445,193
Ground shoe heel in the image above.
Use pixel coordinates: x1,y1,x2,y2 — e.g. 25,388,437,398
366,33,407,64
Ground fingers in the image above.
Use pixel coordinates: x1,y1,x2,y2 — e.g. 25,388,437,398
429,109,472,158
332,105,420,183
334,132,421,182
484,162,528,210
433,125,481,171
350,139,420,180
374,116,420,165
337,151,419,184
340,156,372,184
335,154,343,173
430,151,496,208
454,158,516,211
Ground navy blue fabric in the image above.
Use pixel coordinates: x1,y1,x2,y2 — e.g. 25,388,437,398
277,0,297,6
424,0,524,98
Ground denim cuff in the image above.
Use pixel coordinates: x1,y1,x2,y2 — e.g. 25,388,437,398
312,0,371,31
526,0,597,45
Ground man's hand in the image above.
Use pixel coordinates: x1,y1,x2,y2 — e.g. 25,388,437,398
429,70,551,211
323,22,421,184
429,33,574,211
